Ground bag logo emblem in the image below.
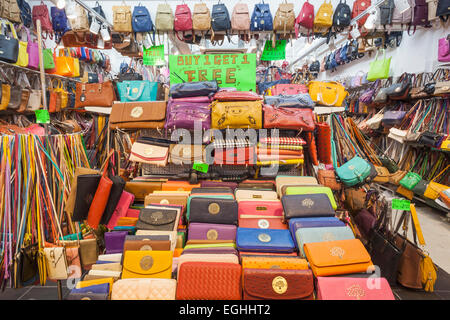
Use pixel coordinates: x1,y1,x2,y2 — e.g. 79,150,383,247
349,165,355,170
130,106,143,118
322,232,335,242
207,229,218,240
152,211,163,221
346,284,365,300
330,246,345,259
272,276,288,294
258,219,270,229
208,203,220,215
132,87,139,93
302,198,314,208
160,199,169,205
144,148,153,156
258,233,271,242
140,256,154,270
140,245,153,251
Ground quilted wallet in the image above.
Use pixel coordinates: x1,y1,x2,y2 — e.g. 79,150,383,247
111,278,177,300
236,228,295,253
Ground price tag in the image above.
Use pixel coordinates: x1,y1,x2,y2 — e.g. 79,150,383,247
392,199,411,211
193,162,209,173
35,110,50,124
261,40,287,61
143,45,166,66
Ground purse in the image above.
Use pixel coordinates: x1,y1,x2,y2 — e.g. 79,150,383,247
236,228,295,253
72,174,101,222
165,98,211,130
243,269,314,300
386,73,412,100
0,20,19,63
110,101,166,129
399,172,422,190
238,216,287,230
366,49,391,81
316,277,395,300
135,207,180,231
308,81,348,107
177,262,241,300
121,250,173,279
170,81,218,98
238,201,283,217
106,191,135,229
44,246,69,280
423,165,449,200
104,231,128,254
111,278,177,300
317,169,342,191
211,100,263,129
117,81,158,102
129,138,170,166
189,198,238,225
75,81,116,108
263,105,315,131
123,235,171,252
281,194,336,220
285,186,337,210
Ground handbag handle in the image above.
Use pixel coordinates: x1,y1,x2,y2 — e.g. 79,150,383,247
430,164,449,183
125,82,145,101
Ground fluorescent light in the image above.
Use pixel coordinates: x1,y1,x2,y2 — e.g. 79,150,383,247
55,0,66,9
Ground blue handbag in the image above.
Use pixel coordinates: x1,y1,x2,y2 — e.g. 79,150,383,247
132,5,153,32
250,2,273,31
257,66,290,95
236,228,295,253
295,226,355,257
288,217,346,242
117,81,158,102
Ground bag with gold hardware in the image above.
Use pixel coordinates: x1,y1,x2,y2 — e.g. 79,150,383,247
424,165,449,200
273,2,296,36
44,247,69,280
308,80,348,107
75,81,116,108
211,100,263,129
121,250,173,279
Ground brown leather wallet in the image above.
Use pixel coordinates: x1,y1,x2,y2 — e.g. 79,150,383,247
124,181,163,201
123,239,171,252
109,101,167,129
243,268,314,300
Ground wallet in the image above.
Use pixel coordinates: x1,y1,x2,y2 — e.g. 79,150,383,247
187,194,235,219
238,216,288,230
241,256,309,270
91,263,122,272
106,191,135,230
135,230,178,251
129,141,169,166
144,193,188,210
124,181,163,201
275,175,319,197
295,226,355,257
288,217,346,236
122,250,173,279
69,283,109,294
66,292,109,300
304,239,374,277
176,262,242,300
72,174,101,222
136,207,179,231
191,187,234,194
238,201,283,217
200,181,238,191
177,253,239,276
316,277,395,300
100,176,126,225
123,238,171,252
187,223,237,241
181,248,239,256
161,181,200,191
87,269,121,280
243,269,314,300
282,194,336,220
97,253,122,263
236,228,295,253
235,189,278,202
188,198,238,225
104,231,128,254
285,186,337,209
76,278,114,294
111,278,177,300
66,167,99,217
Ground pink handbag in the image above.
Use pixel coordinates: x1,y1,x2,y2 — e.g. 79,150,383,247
106,191,135,229
238,201,283,217
269,84,308,96
438,36,450,62
19,26,39,69
316,277,395,300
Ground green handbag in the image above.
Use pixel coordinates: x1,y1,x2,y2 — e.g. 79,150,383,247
366,49,391,81
43,48,55,70
399,172,422,190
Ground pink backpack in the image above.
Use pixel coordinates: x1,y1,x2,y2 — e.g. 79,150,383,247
174,4,193,41
295,1,314,38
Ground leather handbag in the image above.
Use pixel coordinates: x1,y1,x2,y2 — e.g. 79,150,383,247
72,174,101,222
0,80,11,110
238,201,283,217
177,262,241,300
113,2,132,32
135,208,179,231
44,247,69,280
373,166,390,183
265,94,315,108
53,49,74,77
295,226,355,258
285,186,337,210
109,101,166,129
0,20,19,63
318,169,341,191
316,277,395,300
304,239,374,277
129,140,169,166
269,84,308,96
399,172,422,190
211,100,263,129
241,256,308,270
75,81,116,108
263,105,315,131
366,49,391,81
213,90,262,101
104,231,128,254
14,27,29,68
165,98,211,130
243,269,314,300
122,250,173,279
187,223,237,241
236,228,295,253
189,198,238,225
282,194,336,220
117,81,158,102
423,165,449,200
382,110,407,126
308,81,348,107
111,278,176,300
386,73,412,100
170,81,218,98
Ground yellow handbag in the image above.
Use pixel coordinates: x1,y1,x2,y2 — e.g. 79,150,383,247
54,80,68,109
373,166,390,183
0,84,11,110
308,81,348,107
54,49,74,77
72,57,80,78
121,250,173,279
15,40,29,68
441,136,450,151
424,165,449,200
211,100,263,129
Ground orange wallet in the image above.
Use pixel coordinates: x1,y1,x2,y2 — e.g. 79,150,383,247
161,181,200,191
241,256,309,270
304,239,374,277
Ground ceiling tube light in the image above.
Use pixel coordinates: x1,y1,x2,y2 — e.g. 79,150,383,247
51,0,66,9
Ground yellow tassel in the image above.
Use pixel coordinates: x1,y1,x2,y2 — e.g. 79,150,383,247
421,255,437,292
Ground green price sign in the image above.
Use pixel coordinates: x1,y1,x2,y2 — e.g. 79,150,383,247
261,40,287,61
193,162,209,173
143,45,165,66
392,199,411,211
35,110,50,124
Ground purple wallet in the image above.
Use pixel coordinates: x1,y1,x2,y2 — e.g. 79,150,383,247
188,223,237,241
200,181,238,191
104,231,128,254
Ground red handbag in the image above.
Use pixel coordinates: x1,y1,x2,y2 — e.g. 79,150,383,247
263,105,315,131
214,147,256,165
269,84,308,96
316,122,332,164
86,154,114,229
213,91,263,101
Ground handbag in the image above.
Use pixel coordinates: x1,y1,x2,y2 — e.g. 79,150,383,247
257,66,290,94
129,138,170,166
169,81,218,98
110,101,166,129
0,20,19,63
317,169,342,191
366,49,391,81
423,165,449,200
53,49,74,77
117,81,158,102
75,81,116,108
211,100,262,129
263,105,315,131
68,3,89,32
122,250,173,279
438,35,450,62
399,172,422,190
135,207,180,231
44,246,69,280
308,81,348,107
26,75,42,111
386,73,412,100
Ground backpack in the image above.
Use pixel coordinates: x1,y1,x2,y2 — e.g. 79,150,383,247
211,3,231,31
411,0,430,28
352,0,372,27
174,4,193,41
231,3,250,31
250,2,273,31
51,7,70,42
333,0,352,30
314,1,333,35
132,5,153,32
32,1,53,38
379,0,395,26
155,3,174,33
391,0,413,26
436,0,450,22
17,0,32,28
330,51,338,71
193,3,211,32
295,1,314,37
0,0,21,23
273,2,295,35
341,42,349,63
309,60,320,72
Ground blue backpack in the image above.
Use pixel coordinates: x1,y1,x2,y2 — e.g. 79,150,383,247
340,42,348,63
17,0,32,28
250,2,273,31
132,6,153,32
51,7,70,42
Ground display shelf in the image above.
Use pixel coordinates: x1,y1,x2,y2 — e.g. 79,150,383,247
0,60,81,83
